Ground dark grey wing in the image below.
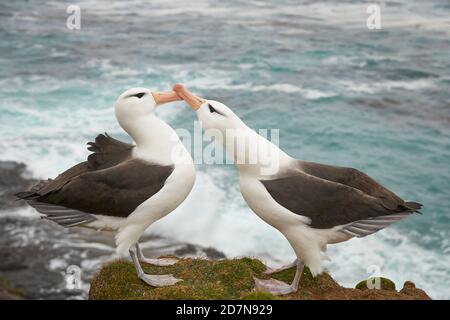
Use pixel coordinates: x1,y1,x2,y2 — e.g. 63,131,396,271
16,133,135,200
20,159,174,224
260,172,419,234
27,200,97,227
299,160,422,212
340,212,411,237
87,133,134,170
15,134,160,228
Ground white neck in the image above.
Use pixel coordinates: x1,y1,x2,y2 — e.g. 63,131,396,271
222,125,293,177
121,114,191,165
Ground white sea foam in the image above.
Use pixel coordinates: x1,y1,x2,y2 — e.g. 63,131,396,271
340,79,436,94
49,0,233,19
326,228,449,300
49,258,66,271
321,56,367,68
43,0,450,36
55,241,115,253
177,73,336,100
0,207,41,219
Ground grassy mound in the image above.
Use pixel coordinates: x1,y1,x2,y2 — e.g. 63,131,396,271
89,257,430,300
355,277,396,291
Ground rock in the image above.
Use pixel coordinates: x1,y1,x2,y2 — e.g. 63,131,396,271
203,247,226,259
175,244,226,259
0,278,24,300
174,244,197,256
89,258,432,300
400,281,430,300
0,161,37,210
0,247,29,271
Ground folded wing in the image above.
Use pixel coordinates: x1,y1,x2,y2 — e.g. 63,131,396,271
261,161,422,237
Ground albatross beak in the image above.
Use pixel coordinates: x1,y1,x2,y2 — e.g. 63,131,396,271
172,83,205,110
151,91,182,105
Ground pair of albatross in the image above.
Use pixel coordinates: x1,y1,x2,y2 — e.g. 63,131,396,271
16,85,422,294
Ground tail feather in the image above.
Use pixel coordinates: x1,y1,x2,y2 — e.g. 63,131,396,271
404,201,423,213
14,191,39,200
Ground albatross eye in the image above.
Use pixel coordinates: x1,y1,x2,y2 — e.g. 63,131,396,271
208,104,216,113
208,104,225,116
127,92,146,99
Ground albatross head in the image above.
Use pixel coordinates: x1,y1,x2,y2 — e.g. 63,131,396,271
113,87,182,149
115,87,180,123
172,83,246,133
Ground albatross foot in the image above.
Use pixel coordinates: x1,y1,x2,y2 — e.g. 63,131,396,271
135,243,179,266
263,259,298,275
138,273,182,287
140,257,179,266
253,277,297,295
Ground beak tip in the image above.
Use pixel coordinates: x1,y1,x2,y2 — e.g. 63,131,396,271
172,83,186,92
171,83,203,110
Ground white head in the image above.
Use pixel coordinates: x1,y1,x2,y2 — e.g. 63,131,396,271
114,87,180,130
172,84,247,134
113,87,182,150
197,100,249,133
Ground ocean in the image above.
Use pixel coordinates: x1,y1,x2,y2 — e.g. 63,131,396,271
0,0,449,299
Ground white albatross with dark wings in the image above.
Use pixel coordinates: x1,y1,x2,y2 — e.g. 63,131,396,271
174,83,423,295
16,88,196,287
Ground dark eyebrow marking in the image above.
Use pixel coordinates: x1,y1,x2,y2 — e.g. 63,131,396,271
208,104,225,116
127,92,146,99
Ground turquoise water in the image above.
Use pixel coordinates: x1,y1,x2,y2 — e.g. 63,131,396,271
1,0,449,298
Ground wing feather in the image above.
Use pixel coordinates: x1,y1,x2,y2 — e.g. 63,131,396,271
261,166,421,232
27,200,96,227
86,133,134,170
341,212,411,237
15,133,168,228
299,160,406,211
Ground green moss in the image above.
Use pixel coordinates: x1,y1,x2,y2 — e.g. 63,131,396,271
90,257,274,300
355,277,396,291
271,266,317,288
90,258,418,300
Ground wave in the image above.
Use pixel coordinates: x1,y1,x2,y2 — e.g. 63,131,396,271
340,79,436,94
182,77,337,100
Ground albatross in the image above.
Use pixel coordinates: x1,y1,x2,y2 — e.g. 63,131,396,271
16,88,196,287
173,83,423,295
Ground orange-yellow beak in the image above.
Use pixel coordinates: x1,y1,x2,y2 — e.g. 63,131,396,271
172,83,205,110
151,91,182,105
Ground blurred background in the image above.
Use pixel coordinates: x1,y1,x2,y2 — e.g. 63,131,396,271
0,0,449,299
